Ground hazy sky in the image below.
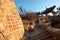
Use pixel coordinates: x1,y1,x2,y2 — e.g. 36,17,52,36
14,0,60,12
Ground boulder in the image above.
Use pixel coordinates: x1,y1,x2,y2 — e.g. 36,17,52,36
0,0,24,40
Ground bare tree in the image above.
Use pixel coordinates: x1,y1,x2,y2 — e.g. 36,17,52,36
57,7,60,16
19,6,26,14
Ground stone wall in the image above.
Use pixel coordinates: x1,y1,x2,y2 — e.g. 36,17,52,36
0,0,24,40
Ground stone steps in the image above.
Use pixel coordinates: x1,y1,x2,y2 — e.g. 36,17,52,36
24,26,53,40
31,32,51,40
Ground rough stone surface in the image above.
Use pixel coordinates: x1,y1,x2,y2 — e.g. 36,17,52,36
0,0,24,40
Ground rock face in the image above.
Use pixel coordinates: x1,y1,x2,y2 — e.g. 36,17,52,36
0,0,24,40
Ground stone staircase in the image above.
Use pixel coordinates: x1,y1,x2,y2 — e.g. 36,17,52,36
30,27,52,40
31,32,50,40
24,26,53,40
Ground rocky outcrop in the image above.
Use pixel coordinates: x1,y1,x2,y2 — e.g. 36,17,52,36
0,0,24,40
